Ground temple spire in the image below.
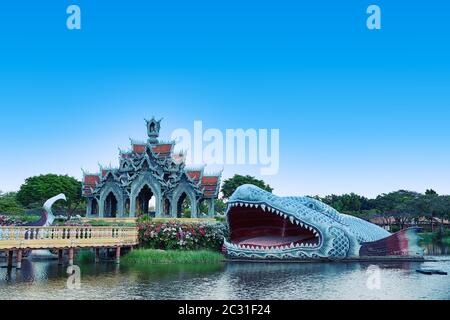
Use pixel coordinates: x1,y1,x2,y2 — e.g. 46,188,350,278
145,116,162,145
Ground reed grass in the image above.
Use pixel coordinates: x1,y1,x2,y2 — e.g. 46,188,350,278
122,249,224,265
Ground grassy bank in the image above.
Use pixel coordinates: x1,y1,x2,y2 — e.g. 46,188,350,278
419,231,450,245
122,249,224,265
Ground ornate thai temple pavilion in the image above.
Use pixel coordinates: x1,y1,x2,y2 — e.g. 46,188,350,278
82,118,222,218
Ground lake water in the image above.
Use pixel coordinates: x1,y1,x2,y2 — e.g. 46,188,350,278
1,244,449,300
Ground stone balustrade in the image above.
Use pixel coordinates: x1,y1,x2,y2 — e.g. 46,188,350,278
0,226,138,250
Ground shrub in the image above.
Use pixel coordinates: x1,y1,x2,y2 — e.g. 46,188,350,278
0,215,17,226
138,221,228,251
76,249,95,263
87,219,136,227
0,192,25,215
215,216,226,223
0,214,41,226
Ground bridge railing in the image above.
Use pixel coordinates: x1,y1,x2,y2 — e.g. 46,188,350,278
0,226,139,250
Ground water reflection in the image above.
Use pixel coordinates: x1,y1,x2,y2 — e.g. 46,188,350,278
423,243,450,255
1,247,449,300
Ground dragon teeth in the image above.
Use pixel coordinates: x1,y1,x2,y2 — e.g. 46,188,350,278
261,204,266,211
289,217,294,223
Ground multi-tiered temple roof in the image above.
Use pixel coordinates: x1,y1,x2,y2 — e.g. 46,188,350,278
82,117,221,218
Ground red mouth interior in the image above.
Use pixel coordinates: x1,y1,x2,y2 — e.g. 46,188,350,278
228,204,320,248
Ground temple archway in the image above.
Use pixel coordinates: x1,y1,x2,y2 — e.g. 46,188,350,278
198,199,209,217
177,192,192,218
91,198,99,215
104,192,118,217
163,198,171,216
171,183,198,218
130,172,162,217
125,198,130,216
135,184,156,217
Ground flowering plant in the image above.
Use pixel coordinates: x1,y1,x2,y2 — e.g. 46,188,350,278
0,215,16,226
138,221,228,251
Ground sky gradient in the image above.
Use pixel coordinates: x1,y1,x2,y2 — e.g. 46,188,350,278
1,1,450,197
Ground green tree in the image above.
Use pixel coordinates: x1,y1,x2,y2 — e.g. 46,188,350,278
321,193,372,215
425,189,438,195
197,199,227,216
16,174,83,217
221,174,273,199
0,192,25,214
420,194,450,234
214,198,227,215
372,190,422,229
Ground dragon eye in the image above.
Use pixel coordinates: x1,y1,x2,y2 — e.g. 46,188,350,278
308,203,315,209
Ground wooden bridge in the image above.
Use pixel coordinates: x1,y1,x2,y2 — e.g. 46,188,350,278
0,226,139,269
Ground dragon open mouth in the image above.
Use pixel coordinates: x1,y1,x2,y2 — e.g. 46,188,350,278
226,201,322,251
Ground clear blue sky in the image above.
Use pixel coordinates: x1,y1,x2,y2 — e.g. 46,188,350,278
1,1,449,197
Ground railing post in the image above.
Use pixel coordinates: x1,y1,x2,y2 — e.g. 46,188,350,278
95,248,100,263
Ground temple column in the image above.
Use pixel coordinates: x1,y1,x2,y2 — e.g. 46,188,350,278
154,195,163,218
129,193,136,217
118,195,125,218
98,200,105,218
170,197,178,217
191,199,198,218
208,198,215,217
86,198,92,217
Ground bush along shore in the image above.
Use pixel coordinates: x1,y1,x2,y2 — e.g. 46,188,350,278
117,220,228,265
419,231,450,245
137,220,228,251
